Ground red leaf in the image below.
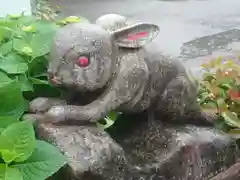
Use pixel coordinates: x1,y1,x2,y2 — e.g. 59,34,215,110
229,89,240,100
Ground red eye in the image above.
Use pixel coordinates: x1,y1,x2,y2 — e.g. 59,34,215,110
77,56,89,67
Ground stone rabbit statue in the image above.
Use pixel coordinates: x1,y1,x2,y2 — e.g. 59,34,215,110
27,14,213,126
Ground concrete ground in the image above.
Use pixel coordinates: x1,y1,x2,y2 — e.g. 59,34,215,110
50,0,240,74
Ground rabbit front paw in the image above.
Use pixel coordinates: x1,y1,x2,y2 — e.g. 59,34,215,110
45,106,68,124
29,97,67,114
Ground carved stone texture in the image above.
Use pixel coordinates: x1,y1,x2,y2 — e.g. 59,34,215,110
30,14,240,180
209,162,240,180
35,117,240,180
35,121,124,180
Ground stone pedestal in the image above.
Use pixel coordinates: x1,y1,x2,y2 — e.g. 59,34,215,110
35,118,240,180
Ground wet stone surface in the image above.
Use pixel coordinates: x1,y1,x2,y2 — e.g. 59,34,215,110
37,116,240,180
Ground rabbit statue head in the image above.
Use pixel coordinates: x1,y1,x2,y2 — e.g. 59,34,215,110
48,21,159,92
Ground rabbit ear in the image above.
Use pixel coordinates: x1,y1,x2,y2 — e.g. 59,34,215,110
111,23,159,48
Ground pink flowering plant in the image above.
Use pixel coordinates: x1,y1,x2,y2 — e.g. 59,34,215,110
197,57,240,134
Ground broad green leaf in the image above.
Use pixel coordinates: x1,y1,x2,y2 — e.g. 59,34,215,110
15,16,38,26
0,164,23,180
0,53,28,74
0,18,16,27
221,111,240,128
0,116,19,129
33,21,58,34
3,53,26,63
0,150,19,164
0,27,12,42
28,56,48,77
13,39,32,56
0,80,27,118
16,75,33,92
14,140,67,180
30,31,55,58
0,62,28,75
0,41,13,56
29,77,49,85
0,72,12,86
0,120,35,163
21,25,36,33
7,14,23,20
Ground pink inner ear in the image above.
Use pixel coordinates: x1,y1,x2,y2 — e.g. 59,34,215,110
127,31,148,40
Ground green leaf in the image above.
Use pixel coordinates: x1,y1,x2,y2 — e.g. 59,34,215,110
16,16,38,27
0,120,35,163
27,56,48,77
16,75,33,92
29,77,49,85
200,100,218,114
216,98,228,112
0,59,28,74
57,16,89,26
0,41,13,56
0,164,23,180
214,118,231,132
14,140,67,180
33,21,58,34
30,31,55,58
21,25,36,33
0,116,20,129
26,21,57,59
221,111,240,128
0,72,12,86
13,39,32,56
97,111,119,129
0,27,12,42
0,53,28,75
198,92,210,104
97,117,115,129
219,83,232,90
0,79,27,118
0,150,19,164
107,111,119,121
227,128,240,139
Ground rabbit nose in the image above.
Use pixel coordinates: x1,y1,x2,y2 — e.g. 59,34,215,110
48,73,54,80
48,71,56,79
49,76,59,85
48,73,58,84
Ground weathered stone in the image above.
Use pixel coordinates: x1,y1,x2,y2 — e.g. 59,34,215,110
34,121,124,180
32,24,240,180
35,115,240,180
209,162,240,180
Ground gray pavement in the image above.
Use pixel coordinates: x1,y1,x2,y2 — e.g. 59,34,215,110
50,0,240,74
